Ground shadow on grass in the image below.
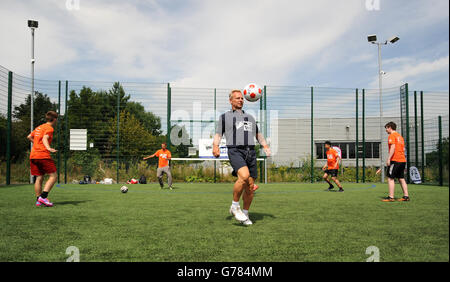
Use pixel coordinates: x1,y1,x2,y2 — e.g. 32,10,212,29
54,200,92,206
226,212,276,226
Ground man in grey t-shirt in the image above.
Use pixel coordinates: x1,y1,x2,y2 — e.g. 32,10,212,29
213,89,271,225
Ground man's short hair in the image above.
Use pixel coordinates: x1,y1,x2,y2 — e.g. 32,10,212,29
229,89,242,99
46,111,58,122
384,122,397,130
325,141,332,146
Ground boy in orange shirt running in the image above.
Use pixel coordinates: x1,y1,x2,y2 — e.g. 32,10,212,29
322,141,344,192
143,143,173,190
27,111,58,207
377,122,410,202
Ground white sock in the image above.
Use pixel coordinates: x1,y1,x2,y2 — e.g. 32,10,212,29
232,201,240,207
243,209,249,216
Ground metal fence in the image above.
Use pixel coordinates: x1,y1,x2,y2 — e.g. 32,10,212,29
0,64,448,185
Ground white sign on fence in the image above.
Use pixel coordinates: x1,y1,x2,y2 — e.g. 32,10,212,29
70,129,87,151
198,138,228,159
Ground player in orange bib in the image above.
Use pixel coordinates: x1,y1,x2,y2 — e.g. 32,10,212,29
378,122,410,202
322,141,344,192
27,111,59,207
143,143,173,189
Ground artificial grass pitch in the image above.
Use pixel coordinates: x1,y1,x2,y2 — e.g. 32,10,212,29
0,182,448,262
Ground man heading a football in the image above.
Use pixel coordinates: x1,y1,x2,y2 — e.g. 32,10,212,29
27,111,59,207
213,89,271,226
322,141,344,192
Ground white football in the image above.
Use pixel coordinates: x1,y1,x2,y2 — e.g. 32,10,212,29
120,186,128,193
243,83,262,102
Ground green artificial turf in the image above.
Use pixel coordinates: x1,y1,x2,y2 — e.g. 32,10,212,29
0,182,448,262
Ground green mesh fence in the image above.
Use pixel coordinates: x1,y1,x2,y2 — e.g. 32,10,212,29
0,64,448,185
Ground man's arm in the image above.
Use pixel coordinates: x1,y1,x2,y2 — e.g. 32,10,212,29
386,144,395,166
143,152,157,160
256,132,271,157
27,133,34,143
213,133,222,158
43,134,57,153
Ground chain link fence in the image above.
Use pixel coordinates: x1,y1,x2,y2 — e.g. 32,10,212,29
0,64,448,185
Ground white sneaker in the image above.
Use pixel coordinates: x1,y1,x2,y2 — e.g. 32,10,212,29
229,205,248,222
241,218,253,226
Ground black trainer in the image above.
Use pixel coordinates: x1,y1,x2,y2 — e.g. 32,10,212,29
328,185,335,191
338,188,344,192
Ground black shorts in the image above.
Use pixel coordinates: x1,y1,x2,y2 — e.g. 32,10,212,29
227,147,257,179
386,161,406,179
324,169,338,177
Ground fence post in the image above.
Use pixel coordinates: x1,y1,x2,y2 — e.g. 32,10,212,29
362,89,366,183
116,84,120,184
57,80,61,184
405,83,410,183
356,88,359,183
414,91,418,168
6,71,13,185
264,85,267,184
310,86,314,183
64,80,68,184
167,83,171,151
420,91,425,182
438,116,443,186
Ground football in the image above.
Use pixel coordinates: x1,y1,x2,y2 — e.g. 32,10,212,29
120,186,128,193
243,83,262,102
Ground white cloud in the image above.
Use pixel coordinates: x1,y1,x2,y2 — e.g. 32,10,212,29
369,55,449,89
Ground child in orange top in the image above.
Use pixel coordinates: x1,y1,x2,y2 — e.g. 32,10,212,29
27,111,58,207
322,141,344,192
377,122,410,202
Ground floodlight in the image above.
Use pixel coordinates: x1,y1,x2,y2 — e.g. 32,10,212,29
367,34,377,42
389,36,400,44
28,20,38,28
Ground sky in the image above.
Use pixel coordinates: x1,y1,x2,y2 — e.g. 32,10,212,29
0,0,448,91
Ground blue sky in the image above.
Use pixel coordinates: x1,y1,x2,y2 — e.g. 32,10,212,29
0,0,448,91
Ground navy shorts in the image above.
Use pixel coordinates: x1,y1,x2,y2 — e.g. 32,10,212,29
227,147,258,179
324,169,338,177
386,161,406,179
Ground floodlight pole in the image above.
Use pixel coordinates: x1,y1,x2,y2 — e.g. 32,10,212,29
376,41,387,183
29,24,37,184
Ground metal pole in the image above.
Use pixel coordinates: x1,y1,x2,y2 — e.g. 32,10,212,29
64,81,68,184
377,43,385,183
414,91,418,168
214,88,217,183
420,91,425,182
167,83,171,151
310,86,314,183
356,88,359,183
405,83,410,183
263,85,267,184
57,80,61,184
438,116,443,186
30,27,35,184
116,85,120,184
362,89,366,183
6,71,13,185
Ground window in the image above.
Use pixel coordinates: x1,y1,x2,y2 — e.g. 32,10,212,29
315,141,381,159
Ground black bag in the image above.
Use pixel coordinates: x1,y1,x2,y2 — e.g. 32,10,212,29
139,175,147,184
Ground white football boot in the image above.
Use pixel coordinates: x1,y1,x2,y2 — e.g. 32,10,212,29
229,205,248,222
241,211,253,226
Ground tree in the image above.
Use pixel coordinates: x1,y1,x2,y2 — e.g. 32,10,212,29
107,111,160,162
125,101,162,136
13,91,58,128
